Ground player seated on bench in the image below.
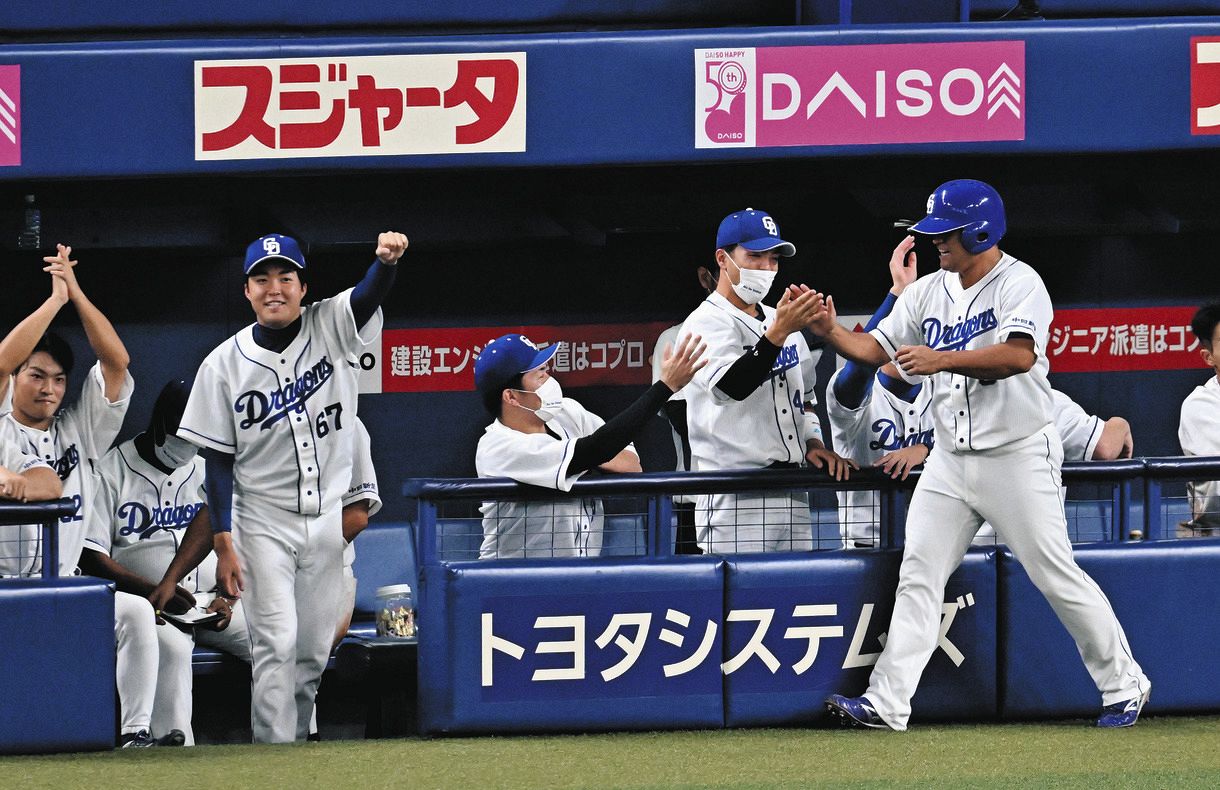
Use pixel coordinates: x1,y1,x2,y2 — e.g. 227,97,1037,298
472,332,706,559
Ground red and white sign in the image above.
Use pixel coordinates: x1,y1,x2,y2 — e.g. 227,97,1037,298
696,41,1024,148
1191,36,1220,135
380,322,673,393
194,53,526,160
0,65,20,167
1048,306,1202,373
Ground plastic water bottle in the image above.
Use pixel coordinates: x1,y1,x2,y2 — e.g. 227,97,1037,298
17,194,40,251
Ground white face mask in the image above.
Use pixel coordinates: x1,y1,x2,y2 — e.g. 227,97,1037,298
154,435,199,469
726,256,777,305
514,376,564,422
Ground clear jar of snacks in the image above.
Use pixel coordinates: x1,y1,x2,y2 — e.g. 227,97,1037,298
375,584,417,639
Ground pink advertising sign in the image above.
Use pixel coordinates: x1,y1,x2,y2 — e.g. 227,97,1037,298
696,41,1025,149
0,65,19,166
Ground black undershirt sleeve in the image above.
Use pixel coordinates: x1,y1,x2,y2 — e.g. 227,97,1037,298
714,336,783,401
568,382,675,475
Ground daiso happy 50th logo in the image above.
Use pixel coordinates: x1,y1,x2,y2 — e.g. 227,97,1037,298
695,41,1024,149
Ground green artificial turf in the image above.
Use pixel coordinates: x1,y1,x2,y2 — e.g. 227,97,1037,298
5,716,1219,789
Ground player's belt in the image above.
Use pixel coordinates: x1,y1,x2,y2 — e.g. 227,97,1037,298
766,461,799,470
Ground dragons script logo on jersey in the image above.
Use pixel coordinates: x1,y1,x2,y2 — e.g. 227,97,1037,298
51,444,80,481
117,501,205,539
869,419,935,452
235,356,335,430
922,308,998,351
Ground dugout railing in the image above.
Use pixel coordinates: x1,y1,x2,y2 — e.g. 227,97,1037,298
405,457,1220,563
0,498,81,580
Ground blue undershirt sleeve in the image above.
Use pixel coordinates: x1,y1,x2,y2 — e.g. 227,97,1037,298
350,260,398,329
832,291,899,410
203,450,236,533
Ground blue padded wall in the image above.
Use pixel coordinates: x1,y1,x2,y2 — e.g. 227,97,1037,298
722,549,998,727
418,556,725,734
0,578,116,754
999,541,1220,719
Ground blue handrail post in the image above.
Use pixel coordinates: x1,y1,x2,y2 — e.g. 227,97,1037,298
416,497,439,566
1116,479,1132,541
1143,477,1162,541
650,494,674,558
880,485,902,550
41,517,58,580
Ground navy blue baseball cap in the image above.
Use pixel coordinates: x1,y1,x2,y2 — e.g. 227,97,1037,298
244,233,307,275
715,208,796,257
474,334,561,397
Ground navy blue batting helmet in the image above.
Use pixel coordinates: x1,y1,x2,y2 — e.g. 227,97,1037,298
910,179,1006,254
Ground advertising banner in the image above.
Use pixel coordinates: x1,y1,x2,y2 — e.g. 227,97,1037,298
195,52,526,160
379,322,673,393
696,41,1024,148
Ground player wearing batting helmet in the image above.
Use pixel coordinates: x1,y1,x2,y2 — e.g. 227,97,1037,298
810,179,1150,730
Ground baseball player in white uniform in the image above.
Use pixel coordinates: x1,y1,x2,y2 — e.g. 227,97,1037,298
177,231,403,743
474,332,705,559
679,209,853,554
813,180,1150,730
1178,303,1220,536
81,380,252,746
0,245,180,747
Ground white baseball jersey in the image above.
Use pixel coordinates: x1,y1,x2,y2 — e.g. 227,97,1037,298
1049,389,1105,462
475,398,629,559
0,439,54,561
871,254,1053,452
826,367,935,546
680,291,823,471
82,439,217,596
178,289,381,515
1178,375,1220,529
0,438,52,477
0,362,133,576
341,417,382,569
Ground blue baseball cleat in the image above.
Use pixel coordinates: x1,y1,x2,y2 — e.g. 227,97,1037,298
1096,687,1150,728
825,694,891,729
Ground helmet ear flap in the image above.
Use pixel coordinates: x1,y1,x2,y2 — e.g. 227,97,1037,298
962,226,992,254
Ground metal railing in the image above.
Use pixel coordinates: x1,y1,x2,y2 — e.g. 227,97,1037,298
404,457,1220,564
0,499,80,580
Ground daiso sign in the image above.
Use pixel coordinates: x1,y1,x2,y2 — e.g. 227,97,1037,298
696,41,1024,148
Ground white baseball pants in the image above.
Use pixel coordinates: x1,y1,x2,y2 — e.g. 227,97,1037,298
114,590,158,736
233,497,344,743
696,490,812,554
865,425,1149,730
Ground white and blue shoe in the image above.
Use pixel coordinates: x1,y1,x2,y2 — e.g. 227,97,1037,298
825,694,891,729
1097,687,1150,728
